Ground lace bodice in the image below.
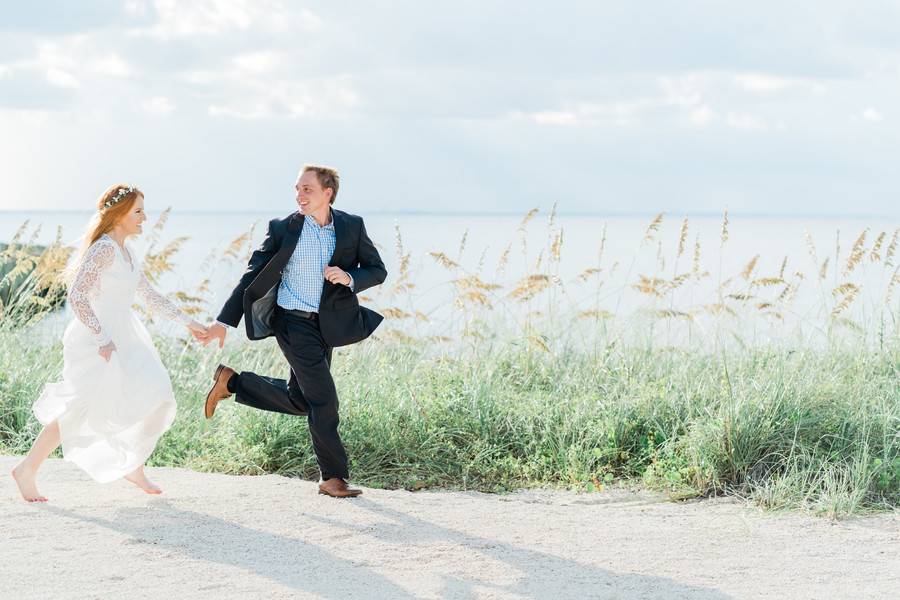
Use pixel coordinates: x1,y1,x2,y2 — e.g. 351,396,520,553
68,235,191,346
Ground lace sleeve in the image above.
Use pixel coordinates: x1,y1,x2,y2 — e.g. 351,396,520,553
68,239,116,346
136,272,192,325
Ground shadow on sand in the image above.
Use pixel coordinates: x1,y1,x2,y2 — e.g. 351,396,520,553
44,499,731,599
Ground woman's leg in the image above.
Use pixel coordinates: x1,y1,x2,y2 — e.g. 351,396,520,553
11,421,61,502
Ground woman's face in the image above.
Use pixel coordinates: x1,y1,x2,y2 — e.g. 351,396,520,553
117,194,147,237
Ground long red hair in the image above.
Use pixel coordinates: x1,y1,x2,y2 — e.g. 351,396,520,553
65,184,143,282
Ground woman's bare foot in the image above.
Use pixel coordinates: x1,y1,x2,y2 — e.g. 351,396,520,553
124,466,162,495
11,463,48,503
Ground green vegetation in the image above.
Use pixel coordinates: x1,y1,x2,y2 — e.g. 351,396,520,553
0,209,897,516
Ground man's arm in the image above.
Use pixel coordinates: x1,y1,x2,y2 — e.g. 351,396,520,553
216,218,281,327
345,217,387,294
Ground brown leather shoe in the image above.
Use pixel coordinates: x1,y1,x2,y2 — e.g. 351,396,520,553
205,364,234,420
318,478,362,498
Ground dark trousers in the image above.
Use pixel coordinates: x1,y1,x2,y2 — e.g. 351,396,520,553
233,306,349,480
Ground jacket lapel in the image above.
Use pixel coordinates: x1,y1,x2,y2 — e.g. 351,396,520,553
329,209,348,266
272,212,303,273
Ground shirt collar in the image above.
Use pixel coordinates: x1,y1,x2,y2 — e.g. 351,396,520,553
304,209,335,230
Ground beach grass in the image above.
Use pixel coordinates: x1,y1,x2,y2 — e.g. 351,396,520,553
0,208,898,516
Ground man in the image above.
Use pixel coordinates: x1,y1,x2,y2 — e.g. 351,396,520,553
202,164,387,498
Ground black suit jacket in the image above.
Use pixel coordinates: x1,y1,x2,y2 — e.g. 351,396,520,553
216,209,387,347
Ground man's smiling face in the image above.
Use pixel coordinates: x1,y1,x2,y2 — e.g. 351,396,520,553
295,170,333,216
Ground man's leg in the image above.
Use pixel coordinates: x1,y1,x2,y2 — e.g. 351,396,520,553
232,371,310,416
227,309,311,416
278,313,349,481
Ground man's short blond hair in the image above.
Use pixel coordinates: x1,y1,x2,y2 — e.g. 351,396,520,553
301,164,340,204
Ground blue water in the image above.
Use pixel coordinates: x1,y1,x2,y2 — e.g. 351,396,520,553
3,210,898,346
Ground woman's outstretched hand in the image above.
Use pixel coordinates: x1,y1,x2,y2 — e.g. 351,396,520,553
98,341,116,362
186,320,209,342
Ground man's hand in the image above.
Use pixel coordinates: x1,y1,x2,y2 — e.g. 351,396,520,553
202,322,227,348
324,266,351,286
98,341,116,362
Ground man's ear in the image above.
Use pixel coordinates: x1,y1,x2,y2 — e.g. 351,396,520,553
326,188,334,204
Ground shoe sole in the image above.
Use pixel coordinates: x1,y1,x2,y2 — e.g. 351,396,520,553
318,489,362,498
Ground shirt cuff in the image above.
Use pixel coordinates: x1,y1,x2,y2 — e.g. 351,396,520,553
347,274,355,292
215,320,233,329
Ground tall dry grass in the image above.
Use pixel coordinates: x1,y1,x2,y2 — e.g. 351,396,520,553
0,208,897,516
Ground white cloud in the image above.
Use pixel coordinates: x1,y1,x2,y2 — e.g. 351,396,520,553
141,96,175,115
512,71,789,132
91,54,131,77
725,112,769,131
860,107,884,121
207,78,360,120
129,0,321,40
529,111,577,125
731,73,826,94
45,68,79,88
690,104,716,124
4,1,900,216
232,51,284,74
30,37,132,80
123,0,148,17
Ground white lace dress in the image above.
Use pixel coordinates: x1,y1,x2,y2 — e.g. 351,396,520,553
33,234,191,483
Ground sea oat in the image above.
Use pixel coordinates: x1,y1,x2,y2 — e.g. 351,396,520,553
528,334,551,353
495,242,511,279
579,309,613,319
741,255,760,280
518,208,539,254
753,277,785,287
577,267,601,283
778,256,788,279
720,209,730,247
831,283,860,317
457,229,469,262
692,234,701,276
223,231,251,261
598,222,607,264
885,229,899,268
452,276,502,292
819,257,830,280
509,274,552,302
804,229,817,263
642,213,664,245
143,236,189,284
428,252,460,270
550,230,564,263
381,307,414,319
669,273,691,290
655,309,693,321
454,290,493,308
843,228,867,276
633,275,666,298
870,231,886,262
885,265,900,304
677,218,689,258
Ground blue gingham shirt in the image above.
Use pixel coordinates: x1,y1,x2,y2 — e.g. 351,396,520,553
277,214,352,312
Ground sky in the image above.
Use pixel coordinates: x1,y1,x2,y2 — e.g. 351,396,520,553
1,1,899,217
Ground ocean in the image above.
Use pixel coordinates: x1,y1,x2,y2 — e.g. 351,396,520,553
3,209,897,345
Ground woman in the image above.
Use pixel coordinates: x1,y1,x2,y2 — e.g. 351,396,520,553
11,184,207,502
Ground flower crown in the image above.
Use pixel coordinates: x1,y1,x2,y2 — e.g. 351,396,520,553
102,186,135,210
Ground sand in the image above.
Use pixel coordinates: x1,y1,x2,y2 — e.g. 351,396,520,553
2,455,898,599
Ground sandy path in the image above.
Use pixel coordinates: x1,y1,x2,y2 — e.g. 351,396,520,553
2,456,898,599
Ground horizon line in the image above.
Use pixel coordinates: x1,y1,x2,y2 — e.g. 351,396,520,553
0,208,898,220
